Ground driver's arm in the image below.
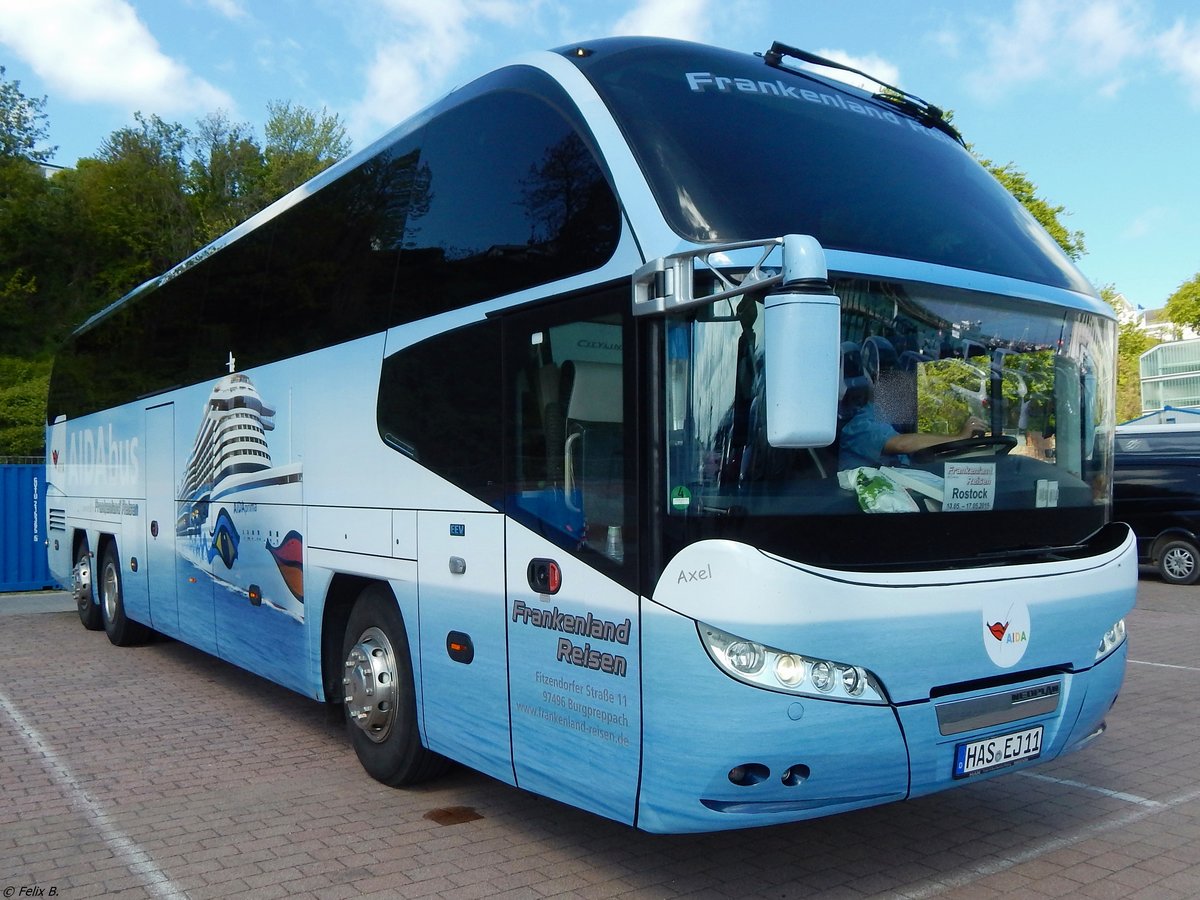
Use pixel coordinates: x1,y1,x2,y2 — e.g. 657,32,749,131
882,416,987,456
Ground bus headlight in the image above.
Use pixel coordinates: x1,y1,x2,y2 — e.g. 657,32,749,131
698,623,888,704
1096,618,1127,661
810,660,835,693
774,653,805,687
726,639,765,675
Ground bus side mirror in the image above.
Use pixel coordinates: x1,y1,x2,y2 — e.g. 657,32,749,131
763,235,841,448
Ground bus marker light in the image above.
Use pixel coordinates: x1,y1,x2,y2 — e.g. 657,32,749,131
447,631,474,664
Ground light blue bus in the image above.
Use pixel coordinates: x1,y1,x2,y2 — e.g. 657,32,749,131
46,37,1135,833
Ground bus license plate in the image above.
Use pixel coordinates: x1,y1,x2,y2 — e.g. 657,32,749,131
953,725,1043,778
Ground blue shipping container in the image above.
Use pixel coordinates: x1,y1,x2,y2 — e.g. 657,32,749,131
0,464,57,591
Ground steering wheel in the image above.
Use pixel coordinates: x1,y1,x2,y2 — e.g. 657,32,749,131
911,434,1018,462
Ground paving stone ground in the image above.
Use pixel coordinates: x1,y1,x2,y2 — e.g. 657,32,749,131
1,575,1197,899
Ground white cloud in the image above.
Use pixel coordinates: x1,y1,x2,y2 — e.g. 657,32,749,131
347,0,527,143
811,48,901,94
965,0,1147,99
1122,206,1168,240
0,0,233,115
612,0,713,42
928,27,961,60
203,0,247,20
1157,18,1200,105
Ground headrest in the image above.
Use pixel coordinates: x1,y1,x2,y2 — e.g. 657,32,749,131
862,336,898,384
563,361,623,423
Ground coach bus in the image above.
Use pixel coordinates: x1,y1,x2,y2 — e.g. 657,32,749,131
45,37,1135,833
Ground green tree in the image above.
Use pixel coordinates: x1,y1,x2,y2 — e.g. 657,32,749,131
263,101,351,199
979,159,1087,261
0,69,66,359
1163,273,1200,334
0,65,55,163
56,113,200,306
188,111,267,243
1100,285,1155,422
0,356,51,457
0,157,56,355
945,110,1086,263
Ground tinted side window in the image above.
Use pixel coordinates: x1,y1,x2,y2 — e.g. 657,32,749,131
391,86,620,324
49,134,425,421
377,319,504,505
213,138,422,371
196,221,274,373
46,268,214,422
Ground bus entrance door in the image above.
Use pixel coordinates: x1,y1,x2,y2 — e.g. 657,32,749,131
505,526,641,826
417,510,514,784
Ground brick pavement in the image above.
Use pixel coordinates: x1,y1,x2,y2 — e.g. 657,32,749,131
0,578,1197,899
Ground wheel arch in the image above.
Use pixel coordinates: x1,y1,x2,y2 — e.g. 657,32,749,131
320,573,373,704
320,574,421,706
1151,527,1200,561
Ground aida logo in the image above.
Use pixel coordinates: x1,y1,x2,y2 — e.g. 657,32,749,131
208,507,241,569
982,600,1031,668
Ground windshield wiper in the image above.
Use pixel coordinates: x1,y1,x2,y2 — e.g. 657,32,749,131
762,41,965,146
974,543,1089,563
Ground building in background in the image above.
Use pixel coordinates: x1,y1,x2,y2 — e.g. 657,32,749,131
1140,339,1200,417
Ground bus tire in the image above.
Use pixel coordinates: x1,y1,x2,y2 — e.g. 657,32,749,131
74,540,103,631
341,584,449,786
100,542,151,646
1157,538,1200,585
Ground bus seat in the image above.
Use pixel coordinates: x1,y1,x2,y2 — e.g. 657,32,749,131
840,341,871,420
562,361,624,530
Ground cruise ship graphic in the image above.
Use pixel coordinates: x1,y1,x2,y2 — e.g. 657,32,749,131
177,370,304,619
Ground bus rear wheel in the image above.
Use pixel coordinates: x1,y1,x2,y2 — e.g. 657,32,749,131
341,585,448,786
74,541,103,631
100,542,151,646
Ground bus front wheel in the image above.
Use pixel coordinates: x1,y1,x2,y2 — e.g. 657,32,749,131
341,585,448,786
100,542,151,646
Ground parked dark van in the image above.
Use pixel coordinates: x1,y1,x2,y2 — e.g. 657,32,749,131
1112,423,1200,584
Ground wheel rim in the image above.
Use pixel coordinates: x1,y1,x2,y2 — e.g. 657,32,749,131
73,556,92,611
1163,547,1195,580
344,627,398,743
101,560,120,621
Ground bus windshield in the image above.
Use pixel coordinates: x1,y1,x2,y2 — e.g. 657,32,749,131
663,276,1116,569
571,39,1092,295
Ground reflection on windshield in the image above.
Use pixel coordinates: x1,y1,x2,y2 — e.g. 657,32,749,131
665,277,1114,521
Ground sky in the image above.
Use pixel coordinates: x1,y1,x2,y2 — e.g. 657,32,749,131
0,0,1198,312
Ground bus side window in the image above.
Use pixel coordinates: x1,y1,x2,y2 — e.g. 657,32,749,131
376,320,503,506
390,77,620,326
